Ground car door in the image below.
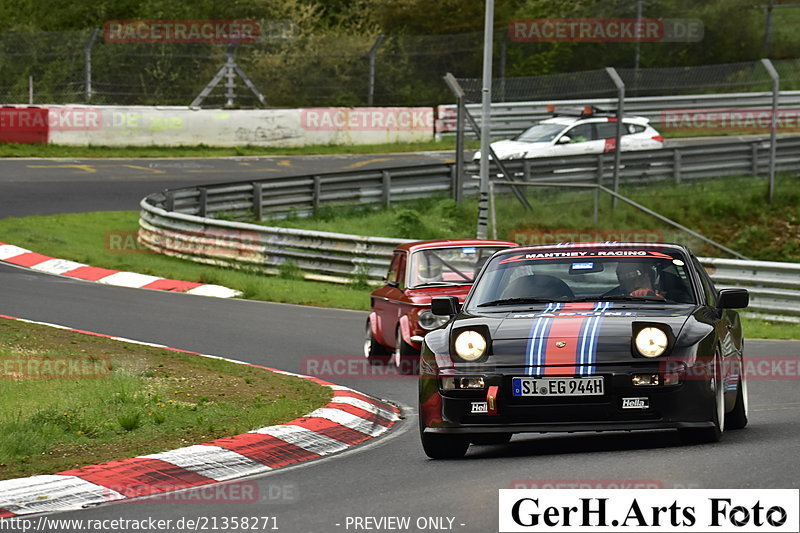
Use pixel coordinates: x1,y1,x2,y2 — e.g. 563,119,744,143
552,122,604,156
372,251,407,347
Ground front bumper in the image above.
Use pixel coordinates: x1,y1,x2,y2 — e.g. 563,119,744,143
420,364,715,434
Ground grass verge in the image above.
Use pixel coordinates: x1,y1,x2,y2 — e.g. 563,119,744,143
0,140,470,159
0,211,371,311
0,316,331,480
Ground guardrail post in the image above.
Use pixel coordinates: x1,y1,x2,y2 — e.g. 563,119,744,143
381,170,391,208
252,182,263,220
673,149,682,184
751,143,760,177
523,159,531,181
595,155,603,226
312,175,321,213
166,191,175,211
198,188,208,217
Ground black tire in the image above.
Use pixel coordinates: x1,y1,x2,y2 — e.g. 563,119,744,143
680,354,724,444
363,321,389,365
393,327,418,375
469,433,512,446
420,432,469,459
726,361,748,430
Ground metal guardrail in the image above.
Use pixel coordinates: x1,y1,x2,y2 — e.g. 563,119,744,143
138,136,800,322
437,91,800,139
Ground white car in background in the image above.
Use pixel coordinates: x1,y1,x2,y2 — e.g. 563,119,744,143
473,107,664,161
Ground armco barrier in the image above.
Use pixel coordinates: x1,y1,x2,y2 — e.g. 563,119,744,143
139,199,800,323
436,91,800,139
139,139,800,322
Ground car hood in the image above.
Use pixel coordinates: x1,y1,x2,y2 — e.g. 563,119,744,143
405,285,473,305
459,303,697,366
475,140,550,160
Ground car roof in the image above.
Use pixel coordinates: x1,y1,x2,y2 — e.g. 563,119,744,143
493,241,690,257
539,115,651,126
396,238,518,253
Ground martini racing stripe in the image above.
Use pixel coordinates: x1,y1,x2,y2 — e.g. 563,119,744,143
524,302,613,376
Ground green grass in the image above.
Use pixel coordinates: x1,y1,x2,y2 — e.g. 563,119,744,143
0,317,331,479
0,140,471,159
0,211,372,310
741,317,800,341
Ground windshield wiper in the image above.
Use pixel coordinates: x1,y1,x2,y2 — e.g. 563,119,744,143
572,296,668,303
412,281,468,288
477,297,562,307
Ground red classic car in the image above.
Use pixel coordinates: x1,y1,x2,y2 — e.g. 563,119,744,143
365,239,517,373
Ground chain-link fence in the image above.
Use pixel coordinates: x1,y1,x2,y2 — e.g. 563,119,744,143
0,29,485,107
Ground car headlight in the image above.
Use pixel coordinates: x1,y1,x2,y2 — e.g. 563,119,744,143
454,330,487,361
634,327,669,358
418,310,449,331
506,151,527,160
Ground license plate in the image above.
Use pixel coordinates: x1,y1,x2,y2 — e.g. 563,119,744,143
512,377,604,397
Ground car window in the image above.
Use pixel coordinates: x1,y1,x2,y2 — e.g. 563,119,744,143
468,253,696,308
408,246,508,288
386,252,405,289
562,123,595,143
596,122,621,139
626,123,646,134
515,123,566,143
691,256,717,306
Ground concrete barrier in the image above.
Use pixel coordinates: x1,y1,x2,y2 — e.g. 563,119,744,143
22,105,434,147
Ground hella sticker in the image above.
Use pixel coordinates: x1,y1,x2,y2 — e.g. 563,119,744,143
471,402,489,414
622,397,649,409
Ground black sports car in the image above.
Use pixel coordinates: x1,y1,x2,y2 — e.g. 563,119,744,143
419,242,749,459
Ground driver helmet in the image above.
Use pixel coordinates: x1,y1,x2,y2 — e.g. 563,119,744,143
416,252,443,283
616,262,654,290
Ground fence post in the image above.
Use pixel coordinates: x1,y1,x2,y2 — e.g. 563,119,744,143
444,73,465,203
313,175,321,213
673,149,682,184
252,182,263,220
84,29,100,103
166,191,175,211
367,35,386,106
381,170,391,208
606,67,625,210
761,58,779,203
198,188,208,217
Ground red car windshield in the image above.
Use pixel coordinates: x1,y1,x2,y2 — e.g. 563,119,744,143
408,246,507,288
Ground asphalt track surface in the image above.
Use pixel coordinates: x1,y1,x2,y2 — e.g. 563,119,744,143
1,152,798,533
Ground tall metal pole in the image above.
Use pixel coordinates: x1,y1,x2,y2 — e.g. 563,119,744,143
477,0,494,239
84,29,100,103
633,0,643,95
606,67,625,210
761,58,779,203
367,34,386,106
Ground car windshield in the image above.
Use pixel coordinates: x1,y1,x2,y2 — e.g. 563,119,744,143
408,246,507,288
468,250,696,309
514,123,567,143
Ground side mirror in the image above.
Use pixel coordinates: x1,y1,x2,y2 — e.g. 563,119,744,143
557,136,571,144
718,288,749,309
431,296,459,316
386,280,399,288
